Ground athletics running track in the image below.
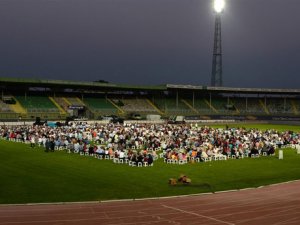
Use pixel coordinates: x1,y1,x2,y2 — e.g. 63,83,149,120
1,180,300,225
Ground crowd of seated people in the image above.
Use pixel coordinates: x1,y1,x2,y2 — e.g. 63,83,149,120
1,122,299,165
162,140,277,163
113,149,154,166
68,140,156,166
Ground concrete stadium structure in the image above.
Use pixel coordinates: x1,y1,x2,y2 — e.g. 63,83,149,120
1,77,300,122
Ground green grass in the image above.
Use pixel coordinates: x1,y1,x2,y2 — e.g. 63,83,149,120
208,123,300,132
1,124,300,204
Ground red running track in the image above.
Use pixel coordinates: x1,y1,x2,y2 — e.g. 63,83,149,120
1,181,300,225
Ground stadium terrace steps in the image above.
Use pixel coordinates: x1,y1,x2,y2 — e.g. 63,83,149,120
188,97,239,115
237,98,265,114
210,98,226,110
230,99,240,114
48,97,67,114
62,97,71,106
152,98,191,115
181,99,199,114
83,98,118,115
14,96,59,113
223,99,240,115
259,99,270,115
65,97,85,106
0,100,13,112
2,94,299,120
9,97,27,114
76,97,85,106
210,98,238,115
294,101,300,115
116,98,157,114
146,99,164,115
207,98,238,115
107,99,125,114
231,98,247,114
266,98,293,115
204,99,218,113
291,100,299,115
53,97,69,112
186,99,211,114
0,100,20,120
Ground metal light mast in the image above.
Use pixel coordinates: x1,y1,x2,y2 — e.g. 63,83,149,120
211,0,225,87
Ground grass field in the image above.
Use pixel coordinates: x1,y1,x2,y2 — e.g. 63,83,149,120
207,123,300,132
1,124,300,204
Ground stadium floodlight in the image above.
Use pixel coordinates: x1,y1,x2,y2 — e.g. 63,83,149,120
214,0,225,13
211,0,224,87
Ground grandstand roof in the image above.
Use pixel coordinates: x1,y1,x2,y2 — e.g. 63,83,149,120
166,84,300,94
0,77,165,91
1,77,300,95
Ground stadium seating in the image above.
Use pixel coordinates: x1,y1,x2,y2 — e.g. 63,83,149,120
65,97,85,107
83,97,117,115
185,97,237,115
0,100,19,120
0,100,12,112
185,98,212,114
112,98,157,114
266,98,293,115
152,98,191,115
14,96,59,113
234,98,265,114
210,97,238,114
292,100,300,115
1,93,299,120
231,98,247,114
211,98,227,111
8,96,64,120
53,97,69,111
53,97,85,112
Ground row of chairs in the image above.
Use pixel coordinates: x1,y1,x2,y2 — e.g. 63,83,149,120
79,152,115,160
55,146,68,151
163,152,275,164
76,149,157,167
164,158,188,165
113,157,153,167
125,146,162,151
164,155,228,164
228,152,274,158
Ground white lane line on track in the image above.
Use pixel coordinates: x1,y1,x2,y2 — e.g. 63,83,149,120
162,204,235,225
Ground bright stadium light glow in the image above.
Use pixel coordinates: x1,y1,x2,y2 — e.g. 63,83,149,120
214,0,225,13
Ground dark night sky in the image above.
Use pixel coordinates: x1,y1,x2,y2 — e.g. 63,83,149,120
0,0,300,88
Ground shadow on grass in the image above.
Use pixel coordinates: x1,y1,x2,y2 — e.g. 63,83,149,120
169,182,215,192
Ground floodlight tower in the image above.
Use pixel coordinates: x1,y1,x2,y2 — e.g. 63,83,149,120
211,0,225,87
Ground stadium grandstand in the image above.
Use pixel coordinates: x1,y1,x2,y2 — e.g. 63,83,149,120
0,77,300,121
